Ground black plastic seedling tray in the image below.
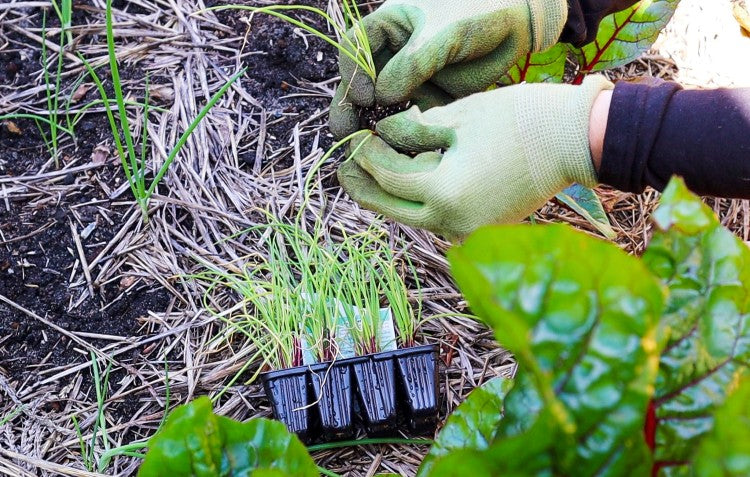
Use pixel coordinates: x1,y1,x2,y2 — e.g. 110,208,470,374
260,344,440,443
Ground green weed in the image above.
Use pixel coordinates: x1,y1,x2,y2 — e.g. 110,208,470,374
197,1,376,81
77,0,245,223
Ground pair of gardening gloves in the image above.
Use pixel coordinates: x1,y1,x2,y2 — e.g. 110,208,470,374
331,0,614,239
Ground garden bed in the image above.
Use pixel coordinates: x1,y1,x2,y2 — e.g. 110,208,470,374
1,0,748,476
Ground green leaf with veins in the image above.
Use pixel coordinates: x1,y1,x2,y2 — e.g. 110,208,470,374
556,183,616,239
643,178,750,476
571,0,680,78
418,377,514,476
138,397,317,477
501,43,568,85
444,223,664,475
693,377,750,477
427,406,558,477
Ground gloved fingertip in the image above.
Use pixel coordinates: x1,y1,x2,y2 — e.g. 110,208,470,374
337,160,381,205
375,46,434,105
337,159,367,185
329,88,361,140
347,72,376,106
376,106,452,152
374,78,413,106
345,130,378,156
410,83,453,111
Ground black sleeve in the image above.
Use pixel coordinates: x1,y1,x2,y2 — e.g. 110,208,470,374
560,0,641,46
599,78,750,199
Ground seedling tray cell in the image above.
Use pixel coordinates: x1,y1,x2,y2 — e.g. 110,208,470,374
352,355,398,434
393,345,440,431
260,344,440,442
260,367,312,442
309,361,355,439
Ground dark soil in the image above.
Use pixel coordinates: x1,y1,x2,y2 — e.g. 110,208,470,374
0,116,172,377
0,0,171,388
0,0,348,390
213,0,341,167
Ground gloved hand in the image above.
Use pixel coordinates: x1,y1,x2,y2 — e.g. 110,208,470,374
329,0,569,139
338,76,614,239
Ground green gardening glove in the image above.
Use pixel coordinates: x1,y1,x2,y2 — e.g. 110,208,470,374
329,0,569,139
338,76,614,239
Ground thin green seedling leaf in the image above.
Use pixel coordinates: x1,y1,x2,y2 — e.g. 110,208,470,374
144,67,246,199
72,414,92,471
63,68,92,136
98,437,148,472
198,5,375,80
0,406,23,426
68,99,167,132
97,358,169,473
51,0,73,45
7,113,52,156
139,74,150,197
318,466,343,477
41,10,60,167
78,53,140,211
340,0,375,76
33,117,52,154
52,0,67,165
63,63,168,134
106,0,141,205
89,350,113,468
159,357,170,430
297,129,372,222
0,115,74,137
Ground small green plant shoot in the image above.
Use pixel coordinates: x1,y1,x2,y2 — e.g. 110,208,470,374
75,0,246,222
197,1,376,81
143,177,750,477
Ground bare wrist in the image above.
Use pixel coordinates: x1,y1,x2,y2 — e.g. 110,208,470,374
589,90,613,173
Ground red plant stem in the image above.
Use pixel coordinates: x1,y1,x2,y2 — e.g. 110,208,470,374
574,3,640,84
644,399,657,451
646,400,691,476
292,336,303,367
518,52,532,83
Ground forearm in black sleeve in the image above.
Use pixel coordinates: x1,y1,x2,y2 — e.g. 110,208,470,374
599,78,750,199
561,0,641,46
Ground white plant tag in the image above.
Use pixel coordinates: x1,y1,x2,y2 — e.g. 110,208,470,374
301,299,397,365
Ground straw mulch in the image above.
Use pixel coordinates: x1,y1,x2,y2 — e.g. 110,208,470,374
0,1,747,476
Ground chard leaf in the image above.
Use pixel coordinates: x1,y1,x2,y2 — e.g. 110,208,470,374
418,377,514,476
643,178,750,476
501,43,568,85
556,184,617,239
426,407,558,477
138,397,317,477
571,0,680,80
447,223,664,475
693,377,750,476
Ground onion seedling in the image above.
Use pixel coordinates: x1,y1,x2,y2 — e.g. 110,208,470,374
381,244,421,348
336,231,388,355
76,0,246,223
196,1,376,81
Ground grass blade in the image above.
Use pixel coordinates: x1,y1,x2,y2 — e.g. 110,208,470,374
145,67,246,198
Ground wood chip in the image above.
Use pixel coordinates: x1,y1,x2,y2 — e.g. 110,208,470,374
3,121,21,135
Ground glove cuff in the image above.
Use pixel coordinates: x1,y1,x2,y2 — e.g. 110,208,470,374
515,75,614,198
527,0,568,51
